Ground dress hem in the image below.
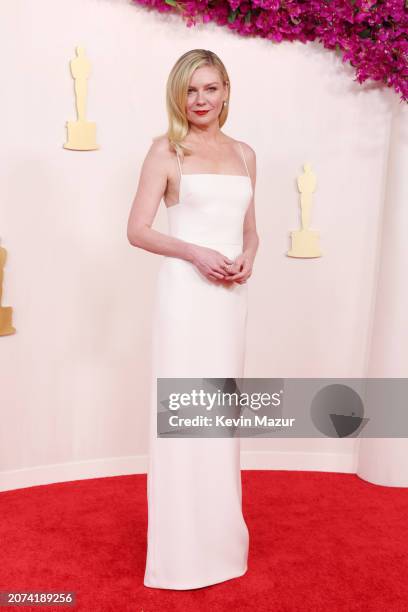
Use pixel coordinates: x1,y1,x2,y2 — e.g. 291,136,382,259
143,565,248,591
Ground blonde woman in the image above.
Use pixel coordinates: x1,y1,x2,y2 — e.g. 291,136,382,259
127,49,259,590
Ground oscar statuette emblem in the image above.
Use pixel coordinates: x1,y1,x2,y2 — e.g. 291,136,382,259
287,162,322,258
0,243,16,336
63,46,99,151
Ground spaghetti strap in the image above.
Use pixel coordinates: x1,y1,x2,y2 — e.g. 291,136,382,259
175,149,183,178
238,142,250,178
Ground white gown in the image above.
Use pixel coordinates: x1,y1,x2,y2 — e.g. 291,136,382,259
144,142,252,590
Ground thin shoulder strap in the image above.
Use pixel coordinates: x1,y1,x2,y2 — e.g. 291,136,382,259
238,142,250,178
175,149,183,178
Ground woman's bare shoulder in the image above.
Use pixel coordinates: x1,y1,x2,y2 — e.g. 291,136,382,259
142,135,175,175
148,134,173,156
235,138,256,159
231,137,256,178
219,132,255,158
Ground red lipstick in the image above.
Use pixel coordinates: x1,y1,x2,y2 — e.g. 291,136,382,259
194,110,209,115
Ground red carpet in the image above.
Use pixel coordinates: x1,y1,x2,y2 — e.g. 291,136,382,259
1,471,407,611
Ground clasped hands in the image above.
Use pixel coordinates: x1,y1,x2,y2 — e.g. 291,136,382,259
219,253,252,284
191,245,253,284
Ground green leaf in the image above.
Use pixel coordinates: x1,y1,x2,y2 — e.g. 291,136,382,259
245,10,252,23
228,9,239,23
358,28,372,38
165,0,178,6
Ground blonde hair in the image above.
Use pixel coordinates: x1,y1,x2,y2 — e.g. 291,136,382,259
157,49,230,159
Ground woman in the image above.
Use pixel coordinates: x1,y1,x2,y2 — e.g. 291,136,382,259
127,49,259,590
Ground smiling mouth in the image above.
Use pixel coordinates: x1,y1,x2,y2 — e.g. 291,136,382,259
194,110,209,113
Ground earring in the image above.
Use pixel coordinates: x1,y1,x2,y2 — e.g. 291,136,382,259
223,101,227,107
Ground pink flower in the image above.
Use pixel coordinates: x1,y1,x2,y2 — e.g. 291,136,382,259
130,0,408,102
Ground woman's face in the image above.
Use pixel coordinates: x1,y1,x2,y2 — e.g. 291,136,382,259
185,66,227,126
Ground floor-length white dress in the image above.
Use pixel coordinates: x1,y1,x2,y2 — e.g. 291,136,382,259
144,141,253,590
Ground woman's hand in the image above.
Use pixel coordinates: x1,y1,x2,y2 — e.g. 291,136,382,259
223,251,254,284
190,245,237,282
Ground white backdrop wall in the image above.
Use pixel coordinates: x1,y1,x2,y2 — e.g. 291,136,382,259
0,0,404,492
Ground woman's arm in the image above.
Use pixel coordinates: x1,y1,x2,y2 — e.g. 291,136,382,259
243,145,259,259
227,144,259,283
127,138,196,262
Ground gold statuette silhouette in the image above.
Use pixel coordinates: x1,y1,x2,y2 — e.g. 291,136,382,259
287,162,322,258
63,46,99,151
0,244,16,336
